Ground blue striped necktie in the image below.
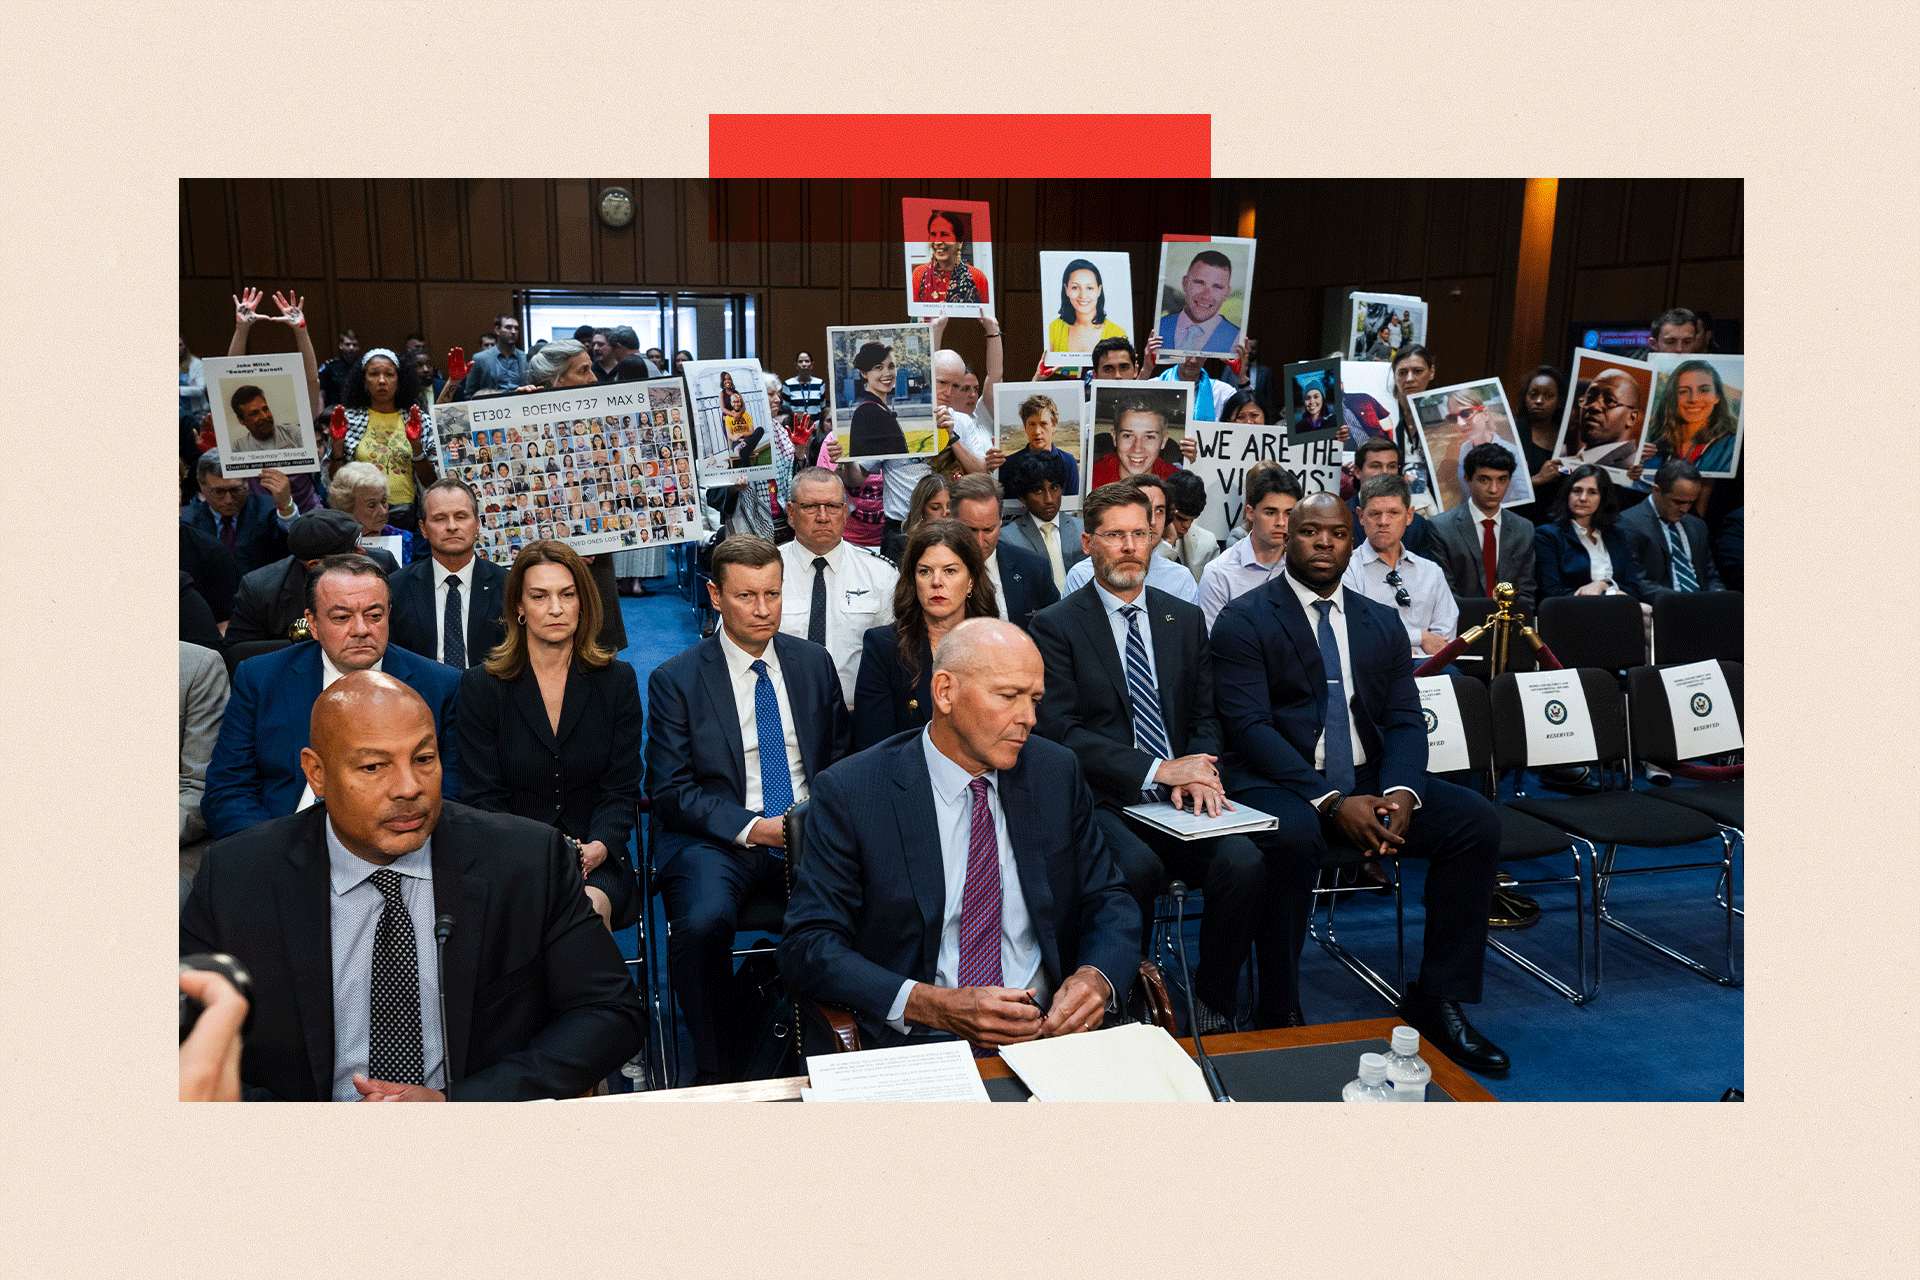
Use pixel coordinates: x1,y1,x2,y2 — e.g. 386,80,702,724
1666,522,1699,592
1119,606,1172,803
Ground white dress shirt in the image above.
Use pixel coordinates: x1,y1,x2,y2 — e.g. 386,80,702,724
1573,522,1619,591
778,538,897,705
431,555,475,665
1342,540,1458,658
1063,551,1200,604
887,728,1044,1033
716,627,808,846
325,822,444,1100
297,651,386,812
1092,580,1169,794
879,410,992,519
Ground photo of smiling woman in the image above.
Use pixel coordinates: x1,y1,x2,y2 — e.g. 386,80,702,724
1642,355,1743,478
1048,257,1127,354
910,209,989,305
845,341,906,456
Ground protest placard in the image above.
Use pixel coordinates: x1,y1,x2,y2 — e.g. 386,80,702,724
203,353,320,476
1038,250,1134,366
1152,235,1256,361
904,198,995,319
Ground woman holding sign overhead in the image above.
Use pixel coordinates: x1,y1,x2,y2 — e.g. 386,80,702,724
328,347,438,532
1048,258,1127,355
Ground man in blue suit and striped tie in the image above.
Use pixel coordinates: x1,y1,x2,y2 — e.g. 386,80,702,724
645,536,852,1084
1209,493,1510,1071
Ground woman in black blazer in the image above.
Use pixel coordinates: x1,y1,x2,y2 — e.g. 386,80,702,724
852,519,999,751
457,539,641,931
1533,463,1648,600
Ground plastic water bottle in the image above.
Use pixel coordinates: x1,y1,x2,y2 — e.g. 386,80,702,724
1342,1052,1395,1102
1384,1026,1432,1101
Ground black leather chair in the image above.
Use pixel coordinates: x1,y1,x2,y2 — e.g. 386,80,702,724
1651,591,1743,666
1627,661,1744,918
222,638,291,678
1537,595,1645,672
1493,669,1739,992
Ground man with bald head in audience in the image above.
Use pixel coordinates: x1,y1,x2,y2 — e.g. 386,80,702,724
182,671,645,1101
781,618,1138,1055
203,553,462,838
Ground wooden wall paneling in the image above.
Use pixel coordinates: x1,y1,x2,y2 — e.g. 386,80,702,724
1392,180,1430,283
466,179,508,282
554,179,593,283
421,283,515,362
1673,259,1744,321
1572,179,1626,268
845,288,906,327
334,282,421,350
1626,178,1683,265
1461,180,1512,277
681,179,719,286
806,180,843,288
1681,178,1740,261
884,180,916,292
183,180,231,280
327,180,373,280
1425,179,1469,280
1727,182,1741,256
766,179,804,289
180,182,194,277
1003,179,1041,295
1077,180,1112,244
1569,264,1669,322
1426,276,1497,382
281,180,327,284
640,179,677,284
417,181,462,281
722,179,764,288
373,179,417,281
180,279,236,357
233,179,279,281
1258,285,1314,365
846,180,886,291
507,179,550,283
594,177,634,285
1360,177,1401,283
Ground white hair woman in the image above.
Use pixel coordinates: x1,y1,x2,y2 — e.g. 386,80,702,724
329,460,416,563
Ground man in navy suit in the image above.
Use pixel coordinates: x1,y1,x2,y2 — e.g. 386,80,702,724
181,450,289,574
781,618,1138,1053
388,479,508,667
1210,493,1509,1070
203,554,462,839
644,535,853,1083
949,473,1059,630
1154,248,1241,355
1617,459,1723,601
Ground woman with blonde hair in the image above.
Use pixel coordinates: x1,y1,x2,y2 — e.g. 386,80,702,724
455,540,641,931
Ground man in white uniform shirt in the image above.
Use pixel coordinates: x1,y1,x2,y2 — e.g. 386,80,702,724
778,467,898,705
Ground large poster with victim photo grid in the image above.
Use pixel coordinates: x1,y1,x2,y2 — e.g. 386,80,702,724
432,378,701,562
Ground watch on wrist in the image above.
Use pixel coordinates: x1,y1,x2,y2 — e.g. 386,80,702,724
1319,792,1344,817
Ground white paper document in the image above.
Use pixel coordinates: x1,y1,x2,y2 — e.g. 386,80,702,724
998,1022,1214,1102
1122,800,1277,840
1513,670,1599,766
803,1039,990,1102
1416,675,1471,774
1658,660,1743,757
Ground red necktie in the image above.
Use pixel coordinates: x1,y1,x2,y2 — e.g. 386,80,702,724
956,776,1003,1057
1481,518,1498,598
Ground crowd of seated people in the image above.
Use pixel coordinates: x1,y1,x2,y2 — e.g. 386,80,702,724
181,294,1741,1098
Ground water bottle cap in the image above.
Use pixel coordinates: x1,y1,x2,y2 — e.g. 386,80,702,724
1358,1052,1388,1084
1392,1026,1421,1055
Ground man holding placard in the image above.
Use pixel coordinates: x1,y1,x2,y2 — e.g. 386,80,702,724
1209,493,1508,1069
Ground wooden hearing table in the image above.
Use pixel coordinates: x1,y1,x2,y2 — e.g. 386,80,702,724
592,1018,1499,1102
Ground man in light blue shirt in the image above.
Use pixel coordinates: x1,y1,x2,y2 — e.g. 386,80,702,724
458,313,527,397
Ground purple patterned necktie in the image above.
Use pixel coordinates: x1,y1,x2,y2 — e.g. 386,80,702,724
956,775,1003,1058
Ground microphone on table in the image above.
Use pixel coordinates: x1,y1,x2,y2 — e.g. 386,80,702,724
434,914,457,1098
1168,882,1231,1102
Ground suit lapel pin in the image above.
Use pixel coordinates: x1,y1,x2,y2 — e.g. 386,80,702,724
1165,614,1173,622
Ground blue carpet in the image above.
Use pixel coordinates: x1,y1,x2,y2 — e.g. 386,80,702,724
609,552,1743,1099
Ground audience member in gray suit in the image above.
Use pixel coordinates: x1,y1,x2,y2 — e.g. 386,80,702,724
996,448,1084,593
1616,459,1723,601
180,640,230,897
1425,442,1537,613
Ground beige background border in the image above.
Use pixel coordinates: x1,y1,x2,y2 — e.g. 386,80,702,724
1,1,1912,1274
